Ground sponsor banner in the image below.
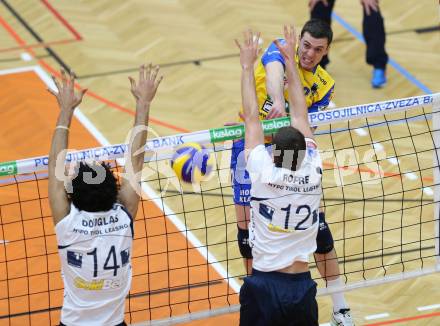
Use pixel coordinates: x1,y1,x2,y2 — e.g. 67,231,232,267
261,117,291,134
146,134,185,150
309,95,432,126
209,118,291,142
0,161,17,176
210,125,245,142
32,144,129,169
2,94,437,177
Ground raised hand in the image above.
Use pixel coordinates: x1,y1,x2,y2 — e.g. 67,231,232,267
235,29,261,69
361,0,379,16
48,69,87,112
308,0,329,11
128,64,163,104
274,25,298,63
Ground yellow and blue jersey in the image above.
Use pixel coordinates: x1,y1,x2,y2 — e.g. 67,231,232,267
232,40,335,206
239,39,335,121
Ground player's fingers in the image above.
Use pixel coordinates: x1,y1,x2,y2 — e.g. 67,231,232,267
150,65,159,81
80,88,88,98
69,69,75,86
47,88,57,97
139,64,145,82
363,3,371,16
254,31,261,47
244,30,249,46
247,29,252,46
323,0,329,7
61,69,68,87
75,88,87,104
234,39,242,50
128,76,136,91
146,63,152,80
73,88,87,106
154,75,163,89
52,75,63,93
291,24,297,39
68,70,76,94
290,25,297,46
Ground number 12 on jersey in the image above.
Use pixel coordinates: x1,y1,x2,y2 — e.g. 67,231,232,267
259,203,318,233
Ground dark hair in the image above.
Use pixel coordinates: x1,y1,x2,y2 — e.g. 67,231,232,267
300,18,333,46
272,126,306,171
70,162,118,212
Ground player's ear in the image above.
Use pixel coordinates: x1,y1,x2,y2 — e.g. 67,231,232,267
323,44,330,56
325,38,332,54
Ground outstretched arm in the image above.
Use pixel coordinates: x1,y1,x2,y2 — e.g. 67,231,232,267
265,60,286,119
235,30,264,156
275,26,314,140
261,40,287,120
48,70,87,225
118,64,162,217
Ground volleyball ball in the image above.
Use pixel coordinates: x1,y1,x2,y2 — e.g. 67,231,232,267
171,142,214,183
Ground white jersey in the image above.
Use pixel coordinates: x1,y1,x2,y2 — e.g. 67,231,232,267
247,139,322,272
55,203,133,326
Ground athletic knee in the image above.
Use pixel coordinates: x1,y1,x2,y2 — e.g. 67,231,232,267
315,212,334,254
237,227,253,259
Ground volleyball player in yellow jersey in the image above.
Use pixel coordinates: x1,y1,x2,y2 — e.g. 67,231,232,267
231,19,354,325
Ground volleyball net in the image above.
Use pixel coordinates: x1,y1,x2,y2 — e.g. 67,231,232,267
0,93,439,325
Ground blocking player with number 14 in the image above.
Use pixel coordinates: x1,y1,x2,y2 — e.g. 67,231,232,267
47,65,162,326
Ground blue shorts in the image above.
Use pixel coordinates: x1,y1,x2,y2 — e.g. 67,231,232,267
239,269,318,326
230,139,272,206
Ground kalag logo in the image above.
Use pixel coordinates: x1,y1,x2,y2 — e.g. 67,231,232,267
0,162,17,175
211,126,243,142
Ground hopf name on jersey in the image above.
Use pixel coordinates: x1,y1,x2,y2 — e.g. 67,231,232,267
82,215,119,228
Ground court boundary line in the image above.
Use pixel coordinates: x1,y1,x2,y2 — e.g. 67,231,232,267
0,11,190,133
332,12,433,94
364,311,440,326
0,39,80,53
1,0,71,71
40,0,82,40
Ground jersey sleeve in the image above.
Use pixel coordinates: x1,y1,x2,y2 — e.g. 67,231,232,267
308,84,335,113
261,39,286,67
